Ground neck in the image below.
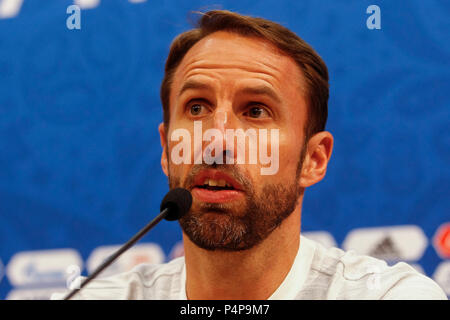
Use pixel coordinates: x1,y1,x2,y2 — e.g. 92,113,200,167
183,206,301,300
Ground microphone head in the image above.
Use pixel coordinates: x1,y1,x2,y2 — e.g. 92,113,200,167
160,188,192,221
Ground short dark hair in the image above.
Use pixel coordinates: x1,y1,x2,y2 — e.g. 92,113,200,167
160,10,329,139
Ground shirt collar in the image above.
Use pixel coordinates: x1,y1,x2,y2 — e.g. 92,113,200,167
179,235,315,300
268,235,314,300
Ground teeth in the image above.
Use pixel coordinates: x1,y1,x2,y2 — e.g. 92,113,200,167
203,179,232,187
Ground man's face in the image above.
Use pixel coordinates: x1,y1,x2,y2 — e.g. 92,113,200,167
161,31,309,251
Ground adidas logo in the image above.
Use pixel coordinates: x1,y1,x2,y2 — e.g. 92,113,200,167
369,235,401,261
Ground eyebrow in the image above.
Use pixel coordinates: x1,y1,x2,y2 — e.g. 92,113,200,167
240,85,281,104
178,79,281,104
178,80,213,98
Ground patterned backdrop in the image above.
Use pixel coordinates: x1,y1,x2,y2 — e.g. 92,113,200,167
0,0,449,299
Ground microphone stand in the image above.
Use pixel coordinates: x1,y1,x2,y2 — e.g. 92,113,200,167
64,207,169,300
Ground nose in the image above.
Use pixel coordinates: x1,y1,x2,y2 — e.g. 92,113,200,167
201,105,239,165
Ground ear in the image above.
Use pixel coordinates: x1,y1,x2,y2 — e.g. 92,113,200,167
299,131,333,188
159,123,169,177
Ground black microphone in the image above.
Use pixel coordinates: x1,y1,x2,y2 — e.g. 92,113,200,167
64,188,192,300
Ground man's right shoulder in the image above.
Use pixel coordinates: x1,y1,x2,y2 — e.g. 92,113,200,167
51,256,185,300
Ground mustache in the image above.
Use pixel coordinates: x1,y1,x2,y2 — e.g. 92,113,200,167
183,164,253,192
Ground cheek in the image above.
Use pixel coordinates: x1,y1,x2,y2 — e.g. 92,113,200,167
278,131,303,171
166,135,191,180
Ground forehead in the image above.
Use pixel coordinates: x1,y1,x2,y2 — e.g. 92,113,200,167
171,31,305,97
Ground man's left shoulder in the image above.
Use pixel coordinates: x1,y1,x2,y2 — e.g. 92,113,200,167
337,250,447,300
376,262,447,300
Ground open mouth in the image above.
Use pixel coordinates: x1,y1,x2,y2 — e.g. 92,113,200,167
195,179,236,191
191,170,244,203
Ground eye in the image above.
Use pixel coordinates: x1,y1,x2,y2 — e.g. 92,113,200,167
187,101,209,117
190,104,202,115
244,105,270,119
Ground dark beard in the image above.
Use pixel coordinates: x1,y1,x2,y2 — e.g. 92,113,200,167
169,164,303,251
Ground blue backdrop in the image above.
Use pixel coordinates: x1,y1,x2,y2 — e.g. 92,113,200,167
0,0,449,299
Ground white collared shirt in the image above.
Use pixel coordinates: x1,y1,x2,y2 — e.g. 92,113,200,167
52,235,447,300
